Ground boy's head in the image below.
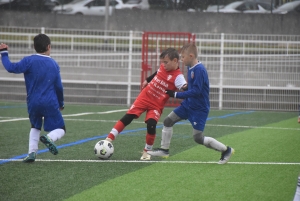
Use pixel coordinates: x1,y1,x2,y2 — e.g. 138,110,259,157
159,48,180,72
180,43,198,67
160,48,179,61
34,34,51,54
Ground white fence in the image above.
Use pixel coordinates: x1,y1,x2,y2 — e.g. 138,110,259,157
0,26,299,111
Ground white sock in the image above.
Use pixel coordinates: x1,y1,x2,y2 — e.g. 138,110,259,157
161,126,173,149
203,137,227,152
28,128,41,154
294,176,300,201
144,144,153,151
47,129,65,142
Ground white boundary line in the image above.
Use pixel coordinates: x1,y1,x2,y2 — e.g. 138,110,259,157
1,159,299,165
62,119,300,131
2,116,300,131
0,109,128,123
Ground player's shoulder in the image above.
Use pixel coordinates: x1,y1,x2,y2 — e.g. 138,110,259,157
195,62,207,71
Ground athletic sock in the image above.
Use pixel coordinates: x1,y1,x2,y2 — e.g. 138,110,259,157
144,133,155,151
203,137,227,152
107,120,125,140
161,126,173,149
47,128,65,142
28,128,41,154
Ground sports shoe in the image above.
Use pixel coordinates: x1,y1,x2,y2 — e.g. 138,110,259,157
140,150,151,161
147,148,169,158
218,146,234,164
23,152,36,163
40,135,58,155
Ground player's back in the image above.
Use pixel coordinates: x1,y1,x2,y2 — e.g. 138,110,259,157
184,62,210,112
23,54,62,111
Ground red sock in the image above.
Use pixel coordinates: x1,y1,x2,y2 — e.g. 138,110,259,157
114,120,125,132
107,134,115,140
146,133,155,146
107,120,125,140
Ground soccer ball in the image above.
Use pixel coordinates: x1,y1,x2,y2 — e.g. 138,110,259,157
94,140,114,159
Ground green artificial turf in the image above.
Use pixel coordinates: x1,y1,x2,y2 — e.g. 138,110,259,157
0,102,299,201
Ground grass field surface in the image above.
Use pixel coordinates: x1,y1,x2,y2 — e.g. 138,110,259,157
0,102,299,201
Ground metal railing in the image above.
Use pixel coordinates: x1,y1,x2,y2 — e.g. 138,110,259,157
0,26,299,111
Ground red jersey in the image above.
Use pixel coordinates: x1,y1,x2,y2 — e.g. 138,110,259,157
127,64,185,122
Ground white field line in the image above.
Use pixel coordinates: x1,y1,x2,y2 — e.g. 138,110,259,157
1,111,300,131
0,159,299,165
0,109,128,123
63,119,300,131
0,117,29,122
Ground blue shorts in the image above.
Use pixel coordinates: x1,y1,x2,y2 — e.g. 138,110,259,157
173,105,208,131
29,106,65,132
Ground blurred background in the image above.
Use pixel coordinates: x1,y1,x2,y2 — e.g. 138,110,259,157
0,0,299,13
0,0,299,111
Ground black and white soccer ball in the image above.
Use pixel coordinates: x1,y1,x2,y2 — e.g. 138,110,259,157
94,140,114,159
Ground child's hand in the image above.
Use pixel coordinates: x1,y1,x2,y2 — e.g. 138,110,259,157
0,43,8,52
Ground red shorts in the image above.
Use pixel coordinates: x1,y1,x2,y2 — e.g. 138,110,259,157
127,99,163,122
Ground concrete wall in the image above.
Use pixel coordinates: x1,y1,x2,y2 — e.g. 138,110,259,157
0,10,299,35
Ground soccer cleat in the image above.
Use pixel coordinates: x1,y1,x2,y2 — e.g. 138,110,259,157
40,135,58,155
147,148,169,158
23,152,36,163
218,146,234,164
140,150,151,161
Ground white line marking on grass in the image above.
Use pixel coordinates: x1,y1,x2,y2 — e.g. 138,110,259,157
0,117,29,122
64,118,146,124
1,159,299,165
63,109,128,117
64,119,300,131
0,109,128,123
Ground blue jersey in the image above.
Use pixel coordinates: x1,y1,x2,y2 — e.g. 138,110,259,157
1,53,64,114
176,62,210,112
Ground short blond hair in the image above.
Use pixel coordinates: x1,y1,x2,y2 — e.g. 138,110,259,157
180,43,198,58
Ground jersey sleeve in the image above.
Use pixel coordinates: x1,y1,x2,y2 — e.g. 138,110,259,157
174,74,187,90
146,71,157,83
1,53,30,74
175,69,205,99
54,63,64,108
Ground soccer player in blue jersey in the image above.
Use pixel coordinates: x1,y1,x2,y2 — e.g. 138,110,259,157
0,34,66,163
148,43,234,164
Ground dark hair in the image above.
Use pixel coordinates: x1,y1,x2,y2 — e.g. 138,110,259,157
34,34,51,53
160,48,179,60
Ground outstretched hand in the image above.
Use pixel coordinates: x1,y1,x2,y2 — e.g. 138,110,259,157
0,43,8,51
165,90,175,97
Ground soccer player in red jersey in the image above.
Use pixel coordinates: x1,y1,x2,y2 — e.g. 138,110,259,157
105,48,187,160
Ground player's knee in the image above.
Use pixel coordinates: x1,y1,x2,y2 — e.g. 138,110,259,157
147,118,157,135
193,131,204,144
163,116,175,127
120,114,136,126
